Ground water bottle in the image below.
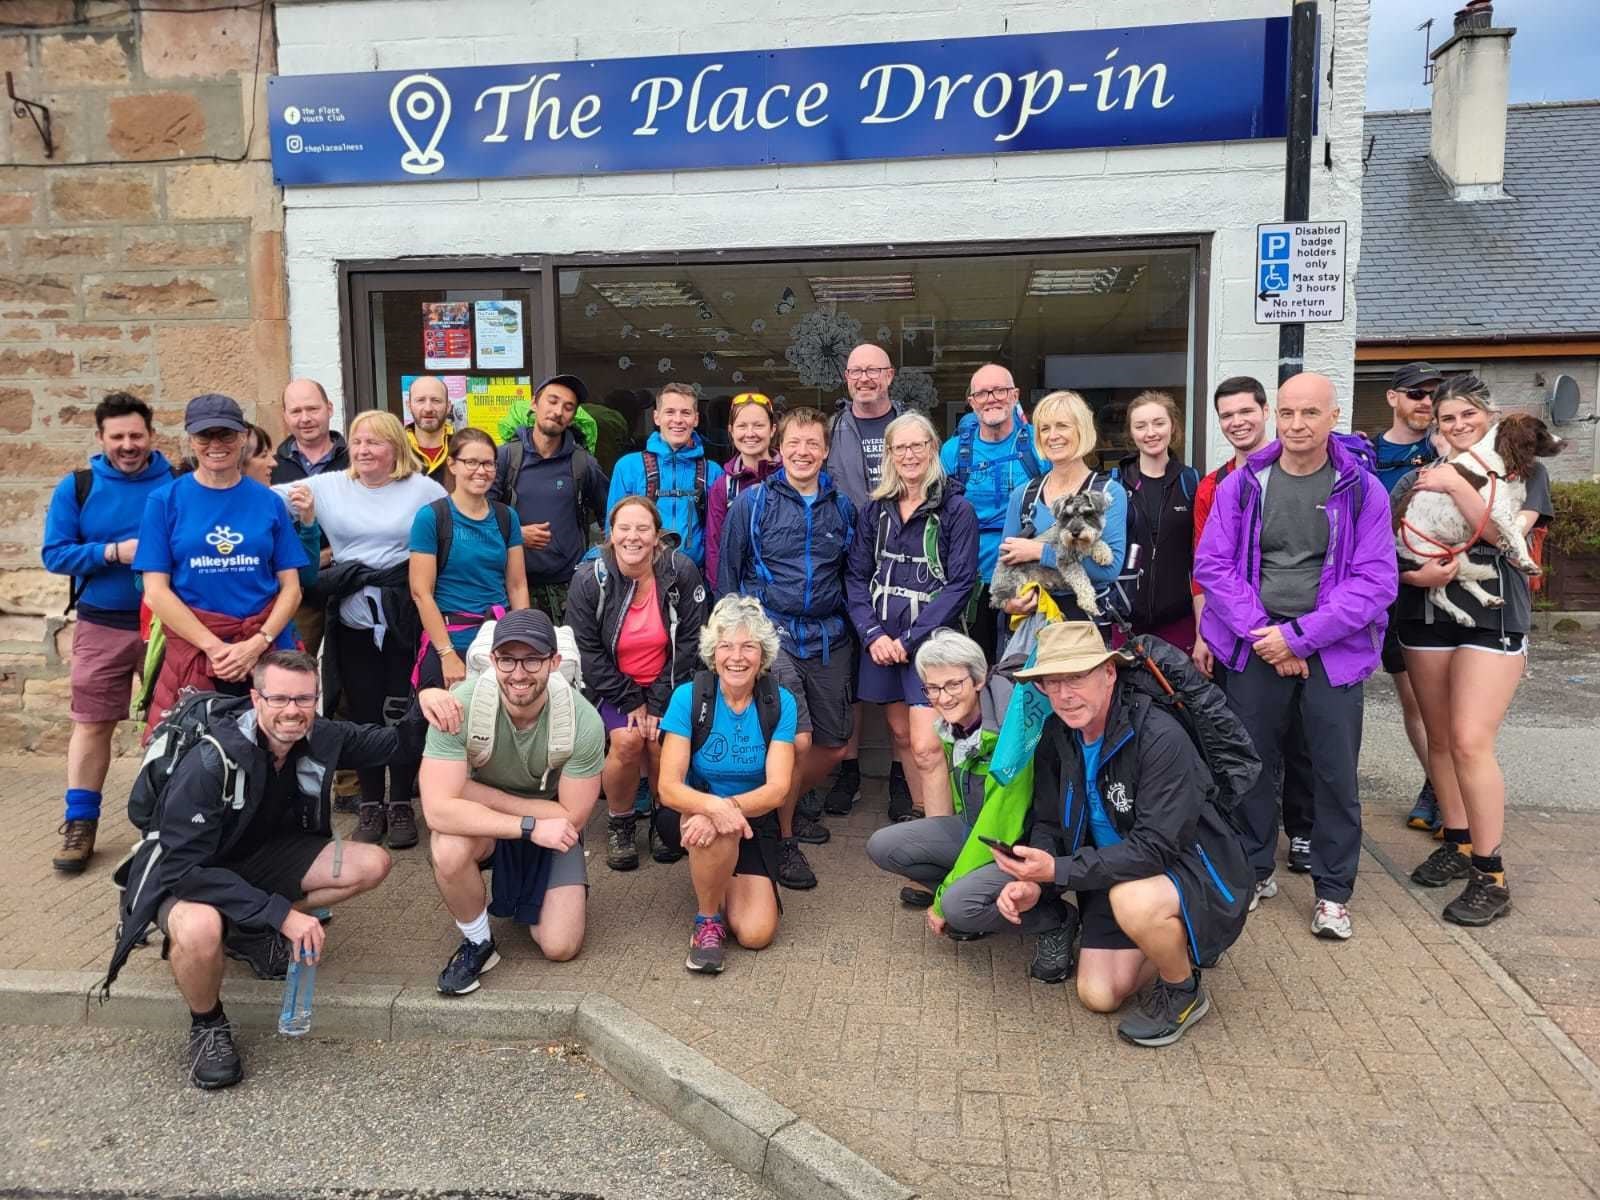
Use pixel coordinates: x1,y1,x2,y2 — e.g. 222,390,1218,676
278,948,316,1037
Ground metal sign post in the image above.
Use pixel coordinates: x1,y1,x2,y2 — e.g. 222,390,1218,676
1277,0,1319,384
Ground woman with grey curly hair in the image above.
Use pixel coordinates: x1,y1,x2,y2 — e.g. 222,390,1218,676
655,595,798,974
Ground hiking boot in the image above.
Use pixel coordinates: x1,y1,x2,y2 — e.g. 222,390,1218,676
1311,899,1353,940
386,802,419,850
797,788,824,821
1406,779,1440,832
53,819,98,873
333,794,360,816
792,812,831,845
649,819,685,864
686,913,727,974
1029,923,1077,984
633,778,652,816
333,769,361,814
887,767,915,823
607,814,640,871
900,886,935,909
1117,973,1210,1047
186,1018,243,1090
1411,843,1472,888
352,803,386,844
1443,869,1511,927
223,927,291,981
437,937,500,995
1248,873,1278,913
823,760,861,816
1287,836,1312,874
777,838,817,890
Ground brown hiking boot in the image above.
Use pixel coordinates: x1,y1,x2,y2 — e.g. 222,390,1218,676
332,769,361,814
352,803,386,844
53,819,98,873
387,801,419,849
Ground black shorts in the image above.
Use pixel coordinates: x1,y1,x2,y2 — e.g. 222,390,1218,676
652,806,778,882
1076,886,1137,952
1395,619,1526,657
156,833,330,932
1381,618,1406,675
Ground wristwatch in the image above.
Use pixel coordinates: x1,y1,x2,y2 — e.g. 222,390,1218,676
521,815,536,842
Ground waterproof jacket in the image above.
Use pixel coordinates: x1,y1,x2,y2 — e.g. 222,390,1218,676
496,426,610,585
102,696,400,995
1117,456,1201,629
567,545,708,717
1193,436,1396,687
828,400,901,511
844,477,979,653
704,453,781,591
308,559,418,712
606,433,724,568
1025,682,1252,968
269,431,349,485
719,469,858,661
42,451,176,619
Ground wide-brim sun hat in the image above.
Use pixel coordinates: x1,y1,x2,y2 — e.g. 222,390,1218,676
1013,621,1120,680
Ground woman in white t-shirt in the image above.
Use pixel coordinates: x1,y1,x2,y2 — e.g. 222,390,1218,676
281,410,445,850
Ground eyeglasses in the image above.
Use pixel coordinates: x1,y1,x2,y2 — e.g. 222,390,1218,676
890,440,933,458
192,429,241,444
493,652,555,675
1038,669,1104,695
967,386,1019,403
922,678,972,701
844,366,892,380
452,456,497,473
731,392,773,409
259,692,318,709
1400,388,1433,401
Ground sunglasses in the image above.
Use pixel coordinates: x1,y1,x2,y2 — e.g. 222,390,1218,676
1401,388,1434,401
731,392,773,409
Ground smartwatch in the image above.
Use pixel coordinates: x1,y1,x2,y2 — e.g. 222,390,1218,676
520,815,536,842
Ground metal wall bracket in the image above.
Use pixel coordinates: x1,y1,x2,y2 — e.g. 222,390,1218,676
6,72,55,159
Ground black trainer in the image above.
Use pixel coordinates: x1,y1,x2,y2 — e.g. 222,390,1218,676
1287,836,1312,874
823,761,861,816
899,886,935,909
352,802,386,845
887,768,915,823
1029,924,1077,984
1411,843,1471,889
796,788,824,821
776,838,816,890
792,812,831,845
437,937,500,995
186,1017,243,1090
606,814,639,871
1117,973,1210,1047
1442,869,1511,927
223,927,291,981
386,801,419,850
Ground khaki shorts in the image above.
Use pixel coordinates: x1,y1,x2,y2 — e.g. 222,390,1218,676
69,618,144,723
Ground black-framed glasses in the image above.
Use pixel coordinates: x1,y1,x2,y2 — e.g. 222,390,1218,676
493,652,555,675
259,692,319,709
967,386,1019,403
844,366,892,380
452,456,497,473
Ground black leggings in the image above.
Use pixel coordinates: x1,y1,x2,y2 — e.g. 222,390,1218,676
337,624,418,808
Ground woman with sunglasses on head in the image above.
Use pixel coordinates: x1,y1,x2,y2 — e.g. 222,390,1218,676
1392,375,1555,927
845,412,979,820
704,391,781,592
409,427,529,693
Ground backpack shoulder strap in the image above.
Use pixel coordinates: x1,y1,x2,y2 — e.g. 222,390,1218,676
642,451,660,500
923,512,945,584
539,673,577,788
1018,475,1048,538
689,670,718,757
427,497,455,576
1016,424,1044,479
955,422,975,480
465,674,501,769
694,458,708,523
834,493,855,552
490,501,515,545
497,438,524,504
73,467,94,508
754,673,782,745
1179,466,1198,504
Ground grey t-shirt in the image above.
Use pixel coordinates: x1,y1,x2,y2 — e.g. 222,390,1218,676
1258,460,1335,621
855,412,893,493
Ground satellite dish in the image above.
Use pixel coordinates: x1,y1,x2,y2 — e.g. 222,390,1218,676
1547,374,1582,426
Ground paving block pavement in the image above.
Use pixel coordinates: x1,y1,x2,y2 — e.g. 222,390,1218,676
4,753,1600,1200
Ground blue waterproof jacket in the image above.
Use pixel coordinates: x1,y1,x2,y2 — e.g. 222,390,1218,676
42,451,176,617
718,468,857,660
606,432,724,567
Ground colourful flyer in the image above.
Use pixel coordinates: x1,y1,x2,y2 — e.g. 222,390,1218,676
474,300,524,370
422,301,472,370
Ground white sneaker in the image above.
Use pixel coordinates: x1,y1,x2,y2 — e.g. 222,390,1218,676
1311,899,1352,940
1248,873,1278,913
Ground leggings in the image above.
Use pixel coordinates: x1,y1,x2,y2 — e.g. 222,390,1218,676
337,623,418,808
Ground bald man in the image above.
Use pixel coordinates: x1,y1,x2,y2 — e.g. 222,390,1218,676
407,376,454,484
828,342,900,510
1192,373,1396,943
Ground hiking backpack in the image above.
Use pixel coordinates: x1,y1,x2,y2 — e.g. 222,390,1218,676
460,661,579,789
953,411,1043,513
1016,471,1113,539
426,497,516,576
687,669,782,755
494,437,599,534
643,451,709,529
126,691,245,834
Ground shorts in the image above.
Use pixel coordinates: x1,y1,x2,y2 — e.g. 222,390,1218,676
1396,619,1526,656
771,646,854,747
156,832,331,932
856,656,929,707
477,838,589,888
1381,619,1406,674
69,618,144,723
652,806,779,884
1076,886,1137,952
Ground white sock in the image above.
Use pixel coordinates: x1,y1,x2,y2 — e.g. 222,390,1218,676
456,909,491,946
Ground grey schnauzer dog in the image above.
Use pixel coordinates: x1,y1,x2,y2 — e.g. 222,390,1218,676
989,490,1115,618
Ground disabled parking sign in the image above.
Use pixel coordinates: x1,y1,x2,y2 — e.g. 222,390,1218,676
1254,221,1347,324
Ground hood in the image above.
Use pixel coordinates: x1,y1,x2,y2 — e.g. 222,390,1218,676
645,430,706,460
91,448,173,483
723,453,782,484
274,429,347,464
518,425,577,462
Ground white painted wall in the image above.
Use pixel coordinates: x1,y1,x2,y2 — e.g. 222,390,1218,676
275,0,1370,467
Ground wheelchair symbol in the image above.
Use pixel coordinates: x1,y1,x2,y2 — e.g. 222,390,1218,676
1259,263,1290,294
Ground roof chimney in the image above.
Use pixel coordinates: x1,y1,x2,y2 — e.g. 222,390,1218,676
1428,0,1516,201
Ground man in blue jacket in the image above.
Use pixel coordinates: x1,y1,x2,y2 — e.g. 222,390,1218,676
606,383,723,568
720,407,857,889
41,392,176,874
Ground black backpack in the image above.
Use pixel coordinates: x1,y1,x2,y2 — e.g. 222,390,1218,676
688,669,781,756
127,691,244,835
426,497,516,576
1118,634,1261,819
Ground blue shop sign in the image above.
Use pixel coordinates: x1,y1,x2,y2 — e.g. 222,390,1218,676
268,18,1298,187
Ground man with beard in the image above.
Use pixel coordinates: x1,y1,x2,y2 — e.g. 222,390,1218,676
406,375,455,484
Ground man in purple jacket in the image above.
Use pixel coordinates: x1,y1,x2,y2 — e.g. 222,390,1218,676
1193,373,1397,942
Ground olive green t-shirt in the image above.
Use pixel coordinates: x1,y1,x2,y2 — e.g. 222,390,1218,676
423,675,605,798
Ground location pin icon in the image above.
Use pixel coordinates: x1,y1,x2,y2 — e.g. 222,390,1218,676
389,74,451,175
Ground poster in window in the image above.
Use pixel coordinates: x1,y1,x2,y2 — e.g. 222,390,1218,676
464,376,532,443
422,301,472,370
474,300,524,370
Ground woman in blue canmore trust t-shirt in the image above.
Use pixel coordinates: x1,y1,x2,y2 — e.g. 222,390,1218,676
655,595,797,976
135,393,307,728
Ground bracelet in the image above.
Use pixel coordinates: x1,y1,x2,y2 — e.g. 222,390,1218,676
439,647,459,658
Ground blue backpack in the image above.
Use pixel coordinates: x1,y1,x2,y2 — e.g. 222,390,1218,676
953,411,1043,513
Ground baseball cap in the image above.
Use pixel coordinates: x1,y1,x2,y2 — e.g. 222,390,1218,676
1390,362,1443,391
183,392,248,434
490,609,558,656
535,373,589,407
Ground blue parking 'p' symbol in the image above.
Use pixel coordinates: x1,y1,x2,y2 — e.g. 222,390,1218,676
1260,263,1290,293
1261,231,1291,260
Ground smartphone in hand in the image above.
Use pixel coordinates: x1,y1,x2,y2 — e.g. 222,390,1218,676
978,835,1024,859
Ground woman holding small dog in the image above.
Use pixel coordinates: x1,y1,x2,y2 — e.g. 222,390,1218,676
995,390,1128,629
845,413,979,818
1394,375,1555,926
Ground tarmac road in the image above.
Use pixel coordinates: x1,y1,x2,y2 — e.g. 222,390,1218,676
0,1024,780,1200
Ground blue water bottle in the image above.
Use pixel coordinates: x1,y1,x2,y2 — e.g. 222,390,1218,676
278,948,316,1037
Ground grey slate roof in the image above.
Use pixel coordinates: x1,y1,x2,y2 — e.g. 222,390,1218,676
1357,101,1600,341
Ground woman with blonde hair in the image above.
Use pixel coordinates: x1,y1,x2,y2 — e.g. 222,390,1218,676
845,412,979,820
996,390,1128,627
279,408,447,848
567,495,708,872
655,595,797,973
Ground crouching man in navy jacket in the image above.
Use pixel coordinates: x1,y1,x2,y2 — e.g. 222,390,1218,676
941,622,1251,1048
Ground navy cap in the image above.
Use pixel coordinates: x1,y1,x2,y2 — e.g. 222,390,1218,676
1390,362,1443,391
183,392,247,434
491,609,558,655
535,373,589,407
